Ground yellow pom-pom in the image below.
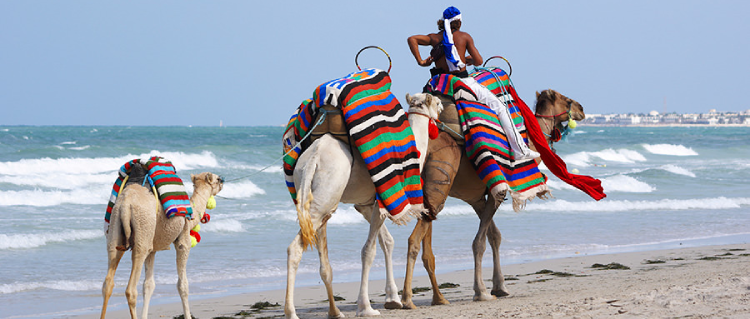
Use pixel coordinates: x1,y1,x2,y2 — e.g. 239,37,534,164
192,224,200,232
206,196,216,210
190,236,198,248
571,168,579,174
568,119,577,129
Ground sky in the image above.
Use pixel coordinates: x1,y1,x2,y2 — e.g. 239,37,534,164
1,1,749,126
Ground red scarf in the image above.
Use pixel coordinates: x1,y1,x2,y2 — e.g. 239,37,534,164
510,88,606,201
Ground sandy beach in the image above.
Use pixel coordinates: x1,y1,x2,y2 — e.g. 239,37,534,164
77,243,749,319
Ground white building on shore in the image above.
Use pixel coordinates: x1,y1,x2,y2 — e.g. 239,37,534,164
581,110,749,126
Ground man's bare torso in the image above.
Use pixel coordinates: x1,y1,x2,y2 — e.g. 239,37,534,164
428,31,471,73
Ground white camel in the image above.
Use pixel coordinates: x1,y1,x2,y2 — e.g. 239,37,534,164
100,167,223,319
284,93,442,319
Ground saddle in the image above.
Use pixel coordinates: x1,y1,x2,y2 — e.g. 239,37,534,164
123,164,153,194
300,105,351,152
309,105,349,145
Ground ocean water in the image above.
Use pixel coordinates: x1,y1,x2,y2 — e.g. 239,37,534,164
1,125,749,318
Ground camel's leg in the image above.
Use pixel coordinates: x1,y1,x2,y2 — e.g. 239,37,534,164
355,204,401,310
315,224,344,319
421,220,449,306
285,233,304,319
355,205,385,317
126,248,150,318
401,218,428,309
487,220,509,297
174,236,192,319
377,223,402,310
100,249,124,319
472,201,497,301
141,252,156,319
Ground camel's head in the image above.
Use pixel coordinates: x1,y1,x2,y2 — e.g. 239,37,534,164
405,93,443,120
191,172,224,197
534,90,586,145
535,89,585,122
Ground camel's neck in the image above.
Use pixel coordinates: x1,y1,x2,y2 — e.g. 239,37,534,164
534,100,564,146
407,111,431,170
535,116,554,144
189,187,211,226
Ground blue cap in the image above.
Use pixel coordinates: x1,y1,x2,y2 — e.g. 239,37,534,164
443,6,461,20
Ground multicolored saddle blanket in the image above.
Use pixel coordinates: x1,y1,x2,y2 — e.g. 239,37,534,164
473,67,605,200
283,68,424,223
105,156,193,224
427,69,549,210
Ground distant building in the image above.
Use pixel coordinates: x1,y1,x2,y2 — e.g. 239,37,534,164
579,109,748,126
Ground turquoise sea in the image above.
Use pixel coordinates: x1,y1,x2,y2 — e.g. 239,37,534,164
1,125,749,318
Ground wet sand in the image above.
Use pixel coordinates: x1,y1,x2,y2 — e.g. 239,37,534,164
81,243,750,319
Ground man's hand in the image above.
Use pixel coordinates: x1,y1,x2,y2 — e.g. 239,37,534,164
419,56,434,67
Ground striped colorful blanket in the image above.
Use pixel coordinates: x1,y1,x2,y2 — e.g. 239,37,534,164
105,156,193,224
428,71,549,210
283,68,424,223
472,67,606,201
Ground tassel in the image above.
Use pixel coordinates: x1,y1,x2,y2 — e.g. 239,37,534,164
551,128,562,142
428,120,439,140
190,230,201,243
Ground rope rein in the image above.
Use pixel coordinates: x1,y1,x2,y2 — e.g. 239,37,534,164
222,111,328,184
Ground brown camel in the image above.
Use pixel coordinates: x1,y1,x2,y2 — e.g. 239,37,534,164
100,165,223,319
401,89,585,308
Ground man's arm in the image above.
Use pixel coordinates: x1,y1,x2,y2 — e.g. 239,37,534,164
407,34,435,67
463,34,483,66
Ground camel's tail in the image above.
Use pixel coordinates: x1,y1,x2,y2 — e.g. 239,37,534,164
295,157,318,251
114,203,133,251
296,191,316,251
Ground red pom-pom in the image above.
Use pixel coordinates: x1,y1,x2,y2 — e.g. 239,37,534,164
428,121,439,140
416,150,421,159
190,230,201,243
201,213,211,224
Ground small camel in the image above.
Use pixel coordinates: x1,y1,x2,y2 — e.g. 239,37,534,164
401,89,585,308
284,93,442,319
100,166,223,319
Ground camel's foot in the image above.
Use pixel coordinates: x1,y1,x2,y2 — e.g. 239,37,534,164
401,299,417,310
383,300,403,309
431,296,450,306
355,307,380,317
491,288,510,297
286,314,300,319
473,292,497,302
328,310,345,319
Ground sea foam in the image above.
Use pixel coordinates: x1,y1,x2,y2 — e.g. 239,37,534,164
0,230,102,250
642,144,698,156
210,180,265,199
563,148,646,166
659,164,696,177
0,280,101,294
0,151,219,177
0,188,108,206
601,175,655,193
440,197,750,214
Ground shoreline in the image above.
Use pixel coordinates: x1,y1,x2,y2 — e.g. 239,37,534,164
68,243,750,319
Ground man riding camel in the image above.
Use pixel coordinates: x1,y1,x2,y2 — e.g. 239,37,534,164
407,6,540,161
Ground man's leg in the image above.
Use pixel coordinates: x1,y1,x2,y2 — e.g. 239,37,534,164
462,78,539,160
